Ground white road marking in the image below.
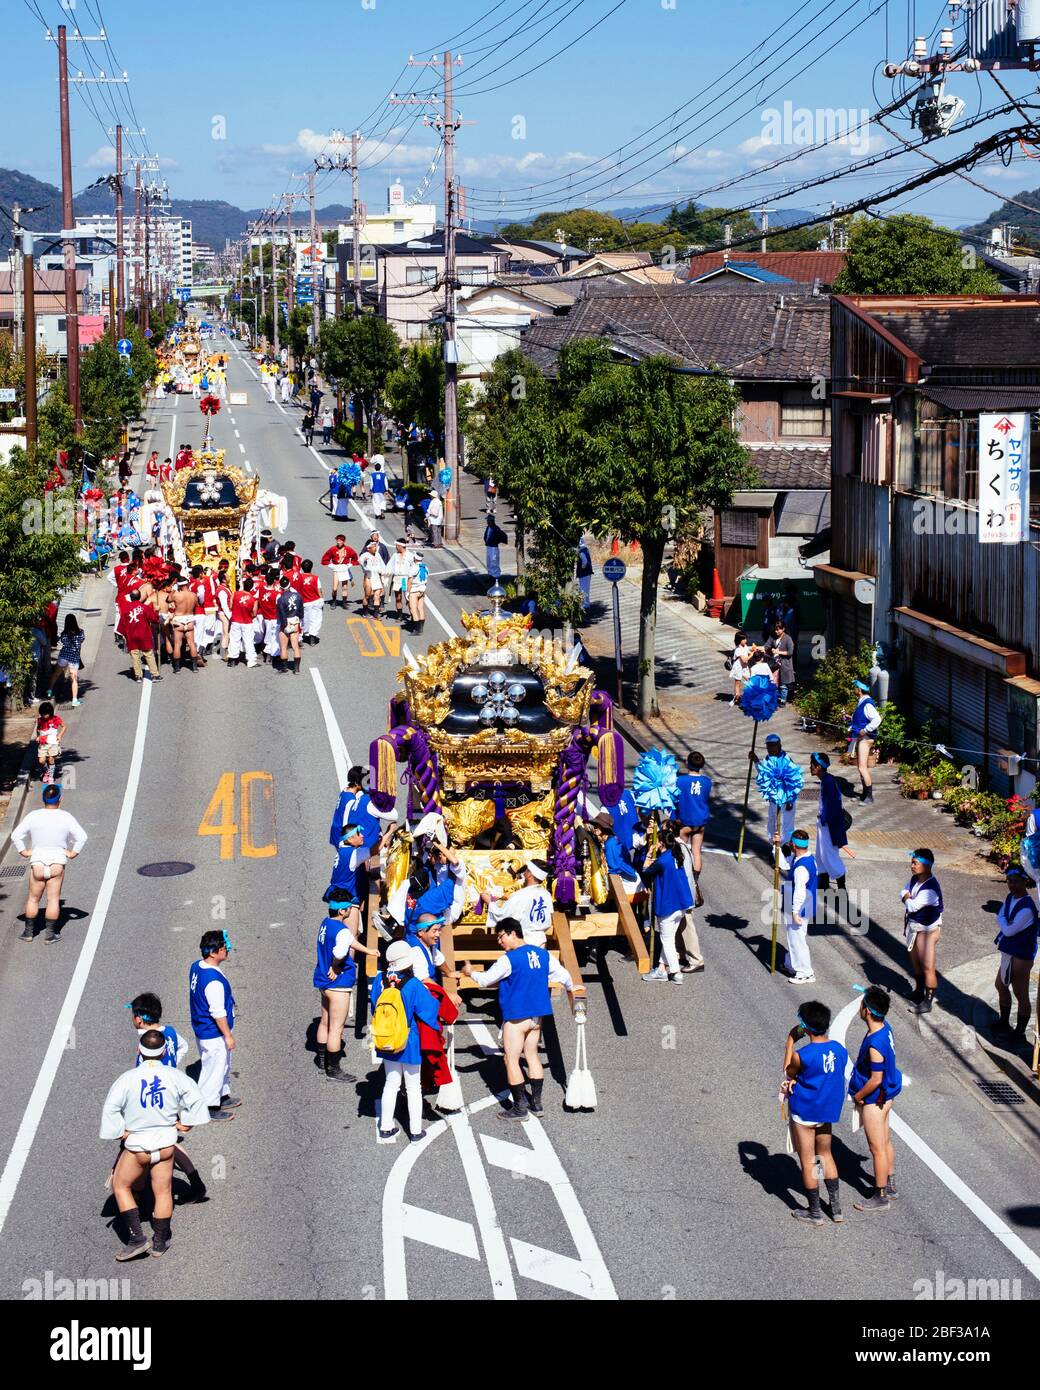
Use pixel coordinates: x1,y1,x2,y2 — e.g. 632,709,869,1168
245,460,253,473
238,443,245,454
464,1021,503,1056
0,682,153,1236
310,668,351,787
833,994,1040,1282
234,428,240,438
167,407,177,464
402,643,419,672
424,597,456,639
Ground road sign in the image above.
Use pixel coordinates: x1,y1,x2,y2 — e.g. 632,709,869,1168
603,557,626,583
0,387,17,403
116,338,132,356
232,292,241,302
176,287,191,301
143,328,153,339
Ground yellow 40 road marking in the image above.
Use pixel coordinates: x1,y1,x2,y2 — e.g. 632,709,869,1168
348,615,401,658
198,771,277,860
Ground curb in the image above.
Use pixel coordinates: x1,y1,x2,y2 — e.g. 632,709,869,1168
0,741,37,866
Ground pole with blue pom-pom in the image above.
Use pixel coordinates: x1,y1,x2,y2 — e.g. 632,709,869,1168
756,750,804,972
632,748,679,967
736,675,781,863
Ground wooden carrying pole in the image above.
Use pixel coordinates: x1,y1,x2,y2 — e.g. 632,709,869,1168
736,722,759,862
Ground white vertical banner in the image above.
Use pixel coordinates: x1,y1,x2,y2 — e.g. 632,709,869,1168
979,413,1031,544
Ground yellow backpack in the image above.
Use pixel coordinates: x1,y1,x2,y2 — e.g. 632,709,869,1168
372,985,409,1054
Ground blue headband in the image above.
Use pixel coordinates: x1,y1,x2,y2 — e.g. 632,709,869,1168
853,983,886,1019
910,850,934,866
811,751,830,768
222,931,232,954
791,832,810,847
854,680,870,693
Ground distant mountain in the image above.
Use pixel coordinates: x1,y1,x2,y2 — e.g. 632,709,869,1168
961,187,1040,251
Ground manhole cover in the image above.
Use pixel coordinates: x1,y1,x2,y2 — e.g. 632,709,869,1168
137,861,195,878
976,1080,1025,1105
0,866,27,879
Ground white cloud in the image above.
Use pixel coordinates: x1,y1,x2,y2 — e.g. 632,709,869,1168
85,144,116,170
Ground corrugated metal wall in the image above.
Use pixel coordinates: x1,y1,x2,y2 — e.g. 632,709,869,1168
892,493,1040,669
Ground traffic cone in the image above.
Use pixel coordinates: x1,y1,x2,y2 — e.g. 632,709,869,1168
707,568,725,619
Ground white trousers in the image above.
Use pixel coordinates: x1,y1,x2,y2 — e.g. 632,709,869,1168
380,1060,423,1136
676,912,703,968
815,820,846,879
371,492,386,516
194,613,217,649
252,615,279,655
195,1035,231,1108
784,913,813,977
228,621,257,665
768,800,797,844
655,910,683,975
303,599,323,636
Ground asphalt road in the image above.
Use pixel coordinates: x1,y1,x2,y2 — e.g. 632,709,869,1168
0,338,1037,1303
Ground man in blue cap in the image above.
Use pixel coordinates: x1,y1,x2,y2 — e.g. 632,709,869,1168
848,678,881,804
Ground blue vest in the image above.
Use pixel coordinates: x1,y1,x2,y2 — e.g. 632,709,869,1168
609,794,639,853
675,773,712,828
604,834,639,883
328,843,365,903
404,877,455,932
314,916,357,990
906,874,944,928
784,853,818,921
499,945,553,1022
408,935,440,984
134,1024,180,1069
329,789,376,848
649,850,694,917
850,696,876,735
189,961,235,1040
790,1039,848,1124
850,1022,902,1104
371,472,387,493
995,893,1039,961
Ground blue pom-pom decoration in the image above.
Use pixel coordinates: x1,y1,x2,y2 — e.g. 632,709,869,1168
756,755,804,807
740,674,780,723
632,747,679,814
337,461,363,488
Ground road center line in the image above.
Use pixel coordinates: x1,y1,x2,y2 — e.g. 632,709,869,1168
833,994,1040,1282
0,681,154,1236
167,405,177,465
310,668,351,788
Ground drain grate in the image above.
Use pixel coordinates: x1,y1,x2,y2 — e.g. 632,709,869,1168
976,1080,1025,1105
138,861,195,878
0,866,27,879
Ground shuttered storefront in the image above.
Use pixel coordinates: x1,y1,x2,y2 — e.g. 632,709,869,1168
909,637,1011,791
910,639,950,724
832,594,873,655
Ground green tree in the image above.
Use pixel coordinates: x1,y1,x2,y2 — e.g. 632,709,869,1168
833,214,1002,294
566,351,754,717
0,446,83,686
665,203,758,248
79,338,141,463
385,340,447,439
318,315,401,453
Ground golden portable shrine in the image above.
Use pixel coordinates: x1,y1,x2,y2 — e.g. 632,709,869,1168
363,594,650,988
160,449,258,589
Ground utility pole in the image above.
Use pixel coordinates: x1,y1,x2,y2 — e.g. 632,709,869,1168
108,259,116,343
308,169,320,346
22,229,38,449
351,133,363,316
115,127,125,337
759,207,776,254
56,25,82,434
271,220,280,358
143,184,152,336
12,204,21,354
395,52,473,541
134,162,142,324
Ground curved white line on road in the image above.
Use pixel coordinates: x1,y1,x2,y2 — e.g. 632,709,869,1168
0,681,153,1235
833,991,1040,1283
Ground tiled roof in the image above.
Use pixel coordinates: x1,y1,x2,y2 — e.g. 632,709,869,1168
519,284,831,379
681,250,847,286
858,298,1040,369
743,444,831,489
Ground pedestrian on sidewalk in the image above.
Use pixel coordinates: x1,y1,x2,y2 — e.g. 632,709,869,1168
124,992,207,1203
188,931,241,1121
461,919,576,1121
809,752,852,891
751,734,799,847
674,831,706,972
901,848,943,1015
484,516,509,580
34,701,65,783
765,620,796,705
576,538,593,611
371,939,443,1141
780,829,817,985
640,827,695,985
848,679,882,803
302,411,315,446
280,373,291,404
29,605,56,703
321,408,334,446
314,899,378,1083
12,784,87,942
54,615,86,707
678,750,711,900
992,865,1039,1040
100,1031,210,1260
122,591,162,683
781,1001,848,1226
426,490,444,549
849,985,902,1212
406,548,428,634
728,632,752,706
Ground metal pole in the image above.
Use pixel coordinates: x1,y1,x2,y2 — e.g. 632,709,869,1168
115,126,125,338
23,232,38,449
108,261,116,344
57,26,82,434
271,233,280,358
351,132,362,316
736,722,760,862
12,204,21,354
309,170,320,346
442,51,460,542
612,581,623,707
143,187,151,336
134,162,142,325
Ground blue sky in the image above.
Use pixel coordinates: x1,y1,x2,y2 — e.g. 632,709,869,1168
5,0,1036,226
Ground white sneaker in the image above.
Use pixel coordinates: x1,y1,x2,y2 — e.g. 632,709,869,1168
642,966,670,983
788,972,816,985
669,973,684,986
